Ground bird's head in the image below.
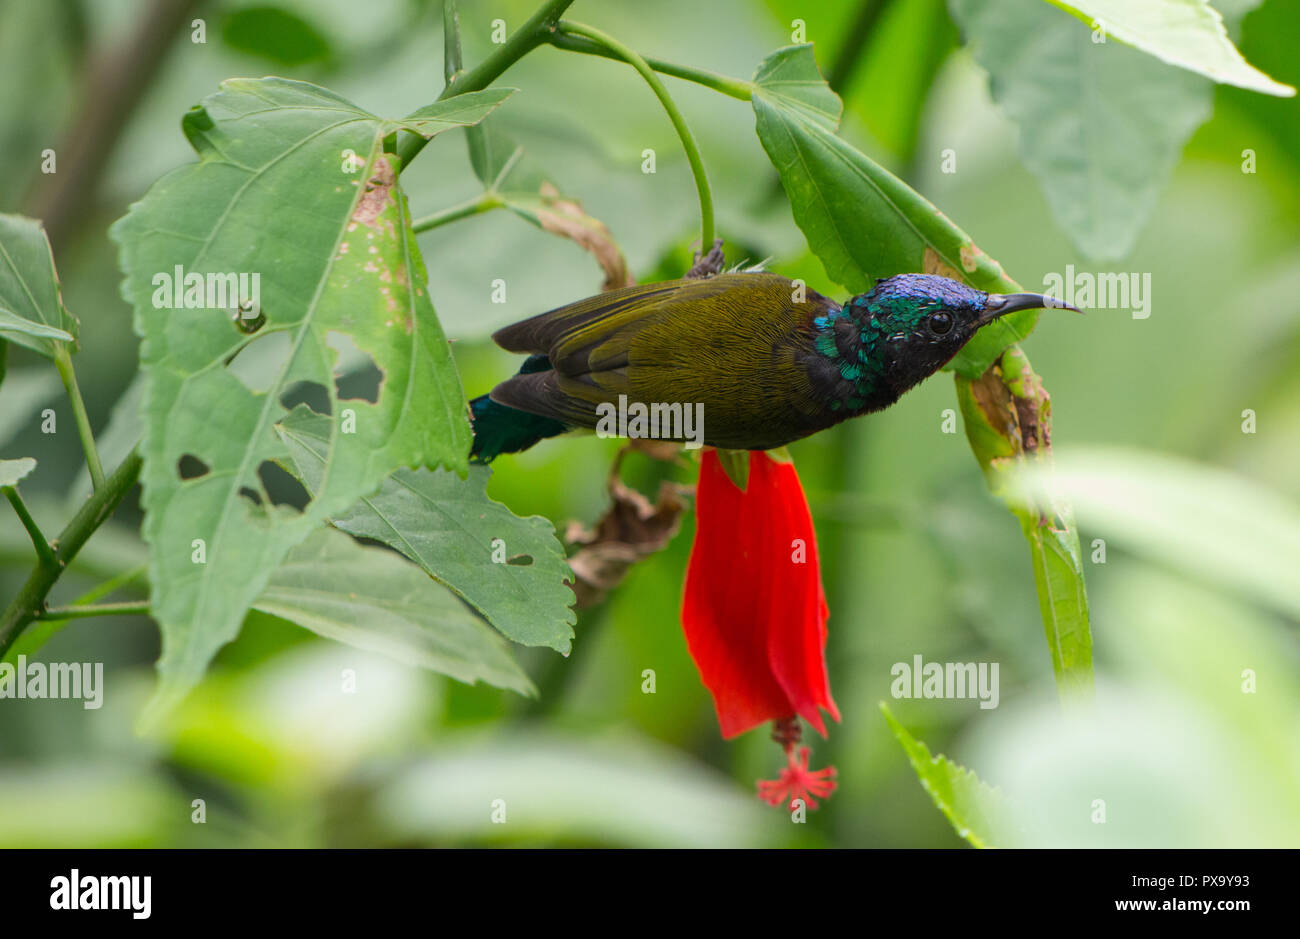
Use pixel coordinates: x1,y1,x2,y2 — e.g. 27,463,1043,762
844,273,1077,393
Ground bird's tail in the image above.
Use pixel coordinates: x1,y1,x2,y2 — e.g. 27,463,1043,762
469,354,568,462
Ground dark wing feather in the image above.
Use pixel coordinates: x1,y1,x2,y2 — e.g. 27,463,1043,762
491,280,689,356
488,369,605,427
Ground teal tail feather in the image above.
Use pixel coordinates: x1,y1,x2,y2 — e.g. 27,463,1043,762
469,354,568,462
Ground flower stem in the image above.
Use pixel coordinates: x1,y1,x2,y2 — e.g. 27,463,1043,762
547,29,754,101
2,486,57,572
37,600,150,621
397,0,576,167
0,448,143,659
410,191,505,234
53,345,105,492
554,20,716,251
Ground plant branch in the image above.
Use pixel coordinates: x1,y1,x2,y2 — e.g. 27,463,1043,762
37,600,150,621
398,0,576,167
0,449,143,658
554,20,716,251
443,0,464,86
546,30,754,100
411,191,505,233
3,487,57,572
53,345,105,491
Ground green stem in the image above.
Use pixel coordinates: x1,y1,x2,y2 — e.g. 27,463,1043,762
443,0,463,86
398,0,576,167
53,345,105,492
410,191,505,234
0,448,143,659
547,30,754,100
37,600,150,621
3,563,148,665
3,486,57,571
555,20,716,251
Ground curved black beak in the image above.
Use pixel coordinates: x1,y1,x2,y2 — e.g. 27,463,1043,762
979,292,1082,324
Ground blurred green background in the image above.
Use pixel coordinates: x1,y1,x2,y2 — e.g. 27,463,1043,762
1,0,1298,847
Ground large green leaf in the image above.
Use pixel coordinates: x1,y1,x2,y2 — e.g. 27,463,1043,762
880,703,1018,848
951,0,1223,261
276,406,576,653
1014,447,1300,620
1046,0,1294,96
110,78,509,717
750,45,1027,378
253,527,535,696
0,214,76,356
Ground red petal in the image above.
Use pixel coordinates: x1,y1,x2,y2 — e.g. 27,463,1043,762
682,451,791,737
681,451,839,738
760,457,840,736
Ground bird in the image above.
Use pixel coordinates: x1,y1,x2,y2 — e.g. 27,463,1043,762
468,271,1077,460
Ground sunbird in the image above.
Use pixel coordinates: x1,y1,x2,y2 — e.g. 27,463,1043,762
469,272,1076,460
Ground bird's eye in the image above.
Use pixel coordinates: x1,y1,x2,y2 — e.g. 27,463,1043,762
928,311,953,336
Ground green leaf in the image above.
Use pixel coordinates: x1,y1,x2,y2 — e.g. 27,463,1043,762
220,4,335,67
400,89,516,137
751,42,841,130
0,456,35,486
951,0,1221,261
276,406,575,653
110,78,506,718
1045,0,1294,96
1013,447,1300,620
252,527,535,696
880,702,1018,848
0,214,77,356
750,45,1026,378
713,448,750,491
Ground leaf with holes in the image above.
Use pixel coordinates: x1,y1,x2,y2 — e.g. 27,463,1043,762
277,406,575,652
0,214,77,356
110,78,510,719
253,527,535,695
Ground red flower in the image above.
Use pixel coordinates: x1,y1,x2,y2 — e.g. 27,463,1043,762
757,726,838,810
682,449,839,808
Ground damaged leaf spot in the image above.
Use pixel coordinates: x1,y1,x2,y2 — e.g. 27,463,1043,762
352,155,395,227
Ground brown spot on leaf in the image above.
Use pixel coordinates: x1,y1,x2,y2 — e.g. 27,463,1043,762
352,156,395,227
923,247,965,282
